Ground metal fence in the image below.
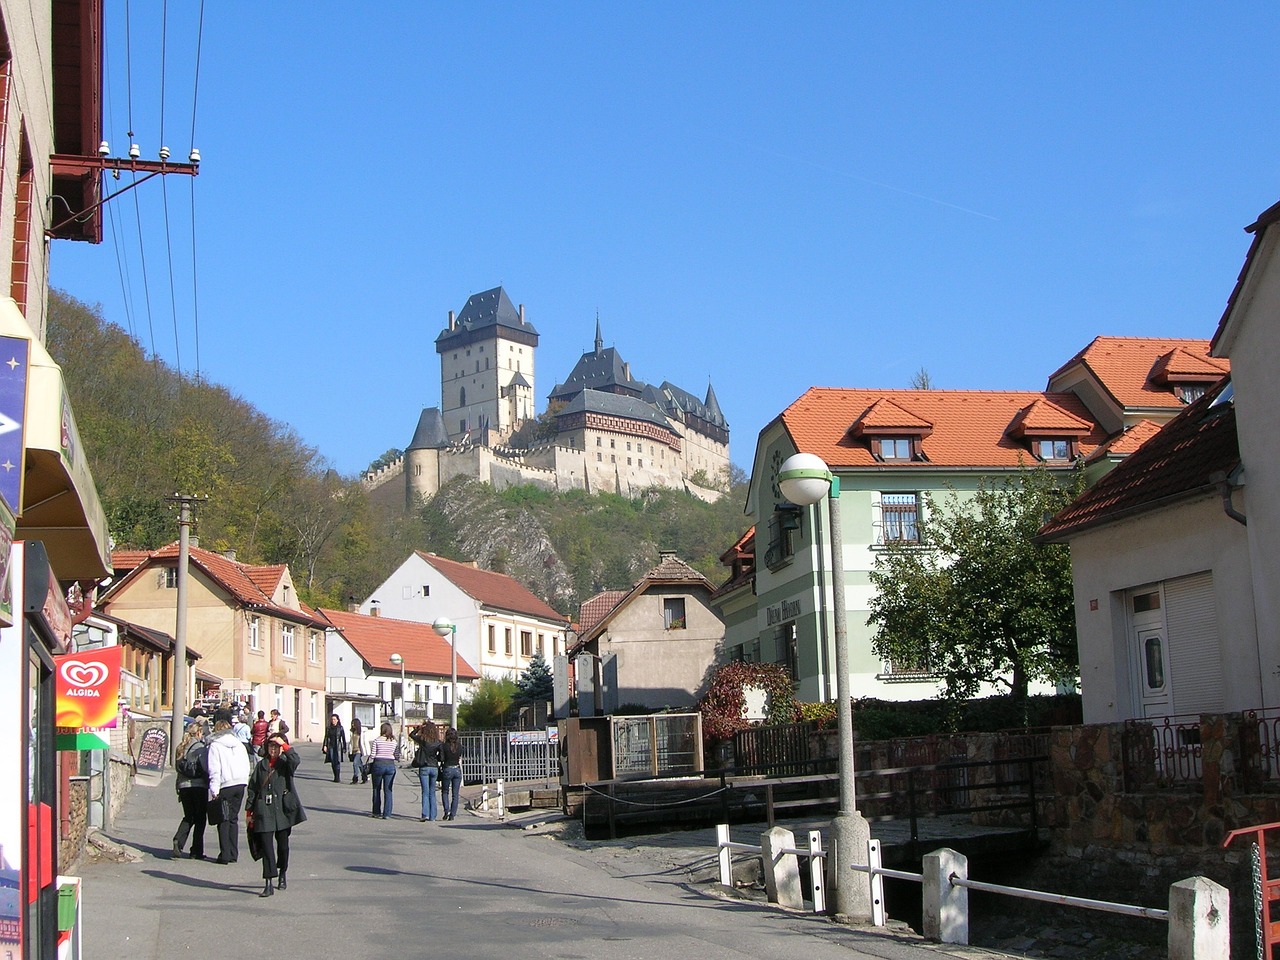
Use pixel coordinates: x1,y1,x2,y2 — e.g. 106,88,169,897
458,728,559,785
612,714,701,779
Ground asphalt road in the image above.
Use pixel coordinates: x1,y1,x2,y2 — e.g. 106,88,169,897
77,759,1014,960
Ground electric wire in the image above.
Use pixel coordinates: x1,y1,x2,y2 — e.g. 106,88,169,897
159,0,168,147
161,176,181,374
101,40,137,343
189,0,206,380
130,174,156,359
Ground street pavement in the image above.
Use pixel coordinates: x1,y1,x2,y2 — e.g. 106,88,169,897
77,757,1020,960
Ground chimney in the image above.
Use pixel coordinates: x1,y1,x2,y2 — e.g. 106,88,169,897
622,362,631,381
223,549,236,561
370,600,381,618
347,602,359,613
463,560,479,569
518,304,525,325
448,309,456,331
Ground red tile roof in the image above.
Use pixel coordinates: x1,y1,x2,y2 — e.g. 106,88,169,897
780,389,1108,469
415,552,568,622
1038,380,1239,542
1213,199,1280,351
1046,337,1228,410
577,590,629,636
110,550,150,575
245,564,287,599
573,554,714,649
317,608,479,680
1084,419,1164,463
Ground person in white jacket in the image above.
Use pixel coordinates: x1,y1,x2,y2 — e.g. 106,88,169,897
206,708,251,863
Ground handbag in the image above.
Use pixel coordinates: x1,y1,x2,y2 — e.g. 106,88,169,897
247,827,264,862
206,796,227,826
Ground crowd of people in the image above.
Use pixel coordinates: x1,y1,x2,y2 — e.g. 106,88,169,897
172,707,466,896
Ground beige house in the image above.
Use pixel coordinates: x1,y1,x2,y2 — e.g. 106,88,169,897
570,553,725,711
101,544,329,741
1039,199,1280,724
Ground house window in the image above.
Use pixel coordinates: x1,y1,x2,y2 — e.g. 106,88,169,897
876,438,914,461
777,623,798,680
765,506,801,570
282,625,296,659
504,628,512,655
1035,439,1071,461
310,692,318,722
882,651,932,678
165,567,179,589
596,437,602,446
488,624,497,653
520,631,532,656
249,616,261,650
537,634,545,656
663,597,687,630
881,493,920,544
1175,384,1208,404
308,631,319,662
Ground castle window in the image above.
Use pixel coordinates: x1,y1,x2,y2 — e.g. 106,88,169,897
460,387,466,406
611,455,616,463
627,442,631,451
610,439,616,449
597,452,602,461
627,458,632,465
596,438,601,446
638,459,643,467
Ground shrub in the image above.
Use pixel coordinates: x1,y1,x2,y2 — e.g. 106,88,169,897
698,662,799,743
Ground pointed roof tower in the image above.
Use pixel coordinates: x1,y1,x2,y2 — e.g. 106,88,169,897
704,381,726,426
594,314,604,355
407,407,450,451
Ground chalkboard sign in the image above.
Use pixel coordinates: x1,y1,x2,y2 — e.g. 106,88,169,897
135,725,169,774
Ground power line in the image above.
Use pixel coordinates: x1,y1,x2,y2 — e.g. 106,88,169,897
161,175,180,373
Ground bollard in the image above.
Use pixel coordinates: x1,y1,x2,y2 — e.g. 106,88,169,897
1168,876,1229,960
716,824,733,887
497,778,505,819
762,826,804,910
922,848,968,945
481,784,490,811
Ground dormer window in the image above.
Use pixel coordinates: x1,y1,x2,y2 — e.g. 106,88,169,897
1035,439,1073,461
877,438,914,461
1174,383,1207,405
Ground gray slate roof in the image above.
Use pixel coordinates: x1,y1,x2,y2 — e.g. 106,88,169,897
555,388,675,431
549,345,642,400
407,407,450,451
436,286,538,345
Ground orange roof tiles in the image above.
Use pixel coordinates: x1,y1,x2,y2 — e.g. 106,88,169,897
110,550,150,575
318,608,479,680
781,388,1108,469
1085,419,1164,463
578,590,629,635
1007,398,1094,438
415,552,568,622
1046,337,1228,410
849,397,934,436
1039,381,1239,541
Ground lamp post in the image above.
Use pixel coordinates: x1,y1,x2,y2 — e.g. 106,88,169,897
778,451,872,921
432,616,458,729
389,653,406,750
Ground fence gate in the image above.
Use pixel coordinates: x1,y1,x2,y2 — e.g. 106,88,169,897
458,728,559,785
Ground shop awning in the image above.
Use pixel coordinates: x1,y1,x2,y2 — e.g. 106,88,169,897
0,298,110,579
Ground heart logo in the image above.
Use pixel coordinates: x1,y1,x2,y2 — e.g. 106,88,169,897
61,660,109,688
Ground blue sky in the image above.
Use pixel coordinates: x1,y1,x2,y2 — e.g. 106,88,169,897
50,3,1280,478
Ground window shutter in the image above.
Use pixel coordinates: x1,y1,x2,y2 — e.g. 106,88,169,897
1164,572,1224,715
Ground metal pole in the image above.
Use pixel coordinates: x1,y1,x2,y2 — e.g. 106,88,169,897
450,624,458,729
827,479,873,920
399,660,407,748
170,496,193,761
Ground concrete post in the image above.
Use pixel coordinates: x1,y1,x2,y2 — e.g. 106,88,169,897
762,826,804,910
1168,876,1229,960
922,848,968,945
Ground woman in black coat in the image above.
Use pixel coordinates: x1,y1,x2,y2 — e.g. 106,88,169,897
246,734,307,897
321,714,347,783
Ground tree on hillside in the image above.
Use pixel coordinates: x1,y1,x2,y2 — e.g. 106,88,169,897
515,653,554,706
867,466,1083,702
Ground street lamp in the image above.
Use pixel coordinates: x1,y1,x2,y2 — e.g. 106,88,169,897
778,451,872,921
389,653,406,750
432,616,458,729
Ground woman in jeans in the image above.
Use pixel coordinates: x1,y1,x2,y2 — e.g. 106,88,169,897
439,727,463,821
367,722,398,818
349,717,368,784
410,720,443,822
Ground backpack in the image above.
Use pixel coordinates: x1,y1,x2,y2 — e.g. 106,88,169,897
176,741,208,780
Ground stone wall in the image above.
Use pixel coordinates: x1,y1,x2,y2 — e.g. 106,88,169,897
61,776,89,868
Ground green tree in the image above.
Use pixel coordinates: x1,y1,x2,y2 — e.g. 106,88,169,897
516,653,554,706
457,676,518,729
867,466,1083,702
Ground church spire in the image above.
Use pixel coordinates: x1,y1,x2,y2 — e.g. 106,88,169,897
594,313,604,356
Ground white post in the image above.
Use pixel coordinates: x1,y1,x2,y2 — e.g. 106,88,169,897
1168,877,1230,960
868,838,886,926
762,826,804,910
807,830,826,914
497,778,505,820
717,824,733,888
922,848,968,945
481,784,490,811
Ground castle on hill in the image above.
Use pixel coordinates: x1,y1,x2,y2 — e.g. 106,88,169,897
363,286,730,509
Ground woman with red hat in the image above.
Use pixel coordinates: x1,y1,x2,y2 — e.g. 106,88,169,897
245,733,307,897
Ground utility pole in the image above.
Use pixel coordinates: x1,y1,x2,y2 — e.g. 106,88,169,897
168,495,202,761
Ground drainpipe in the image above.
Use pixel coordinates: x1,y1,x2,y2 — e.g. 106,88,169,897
1209,470,1247,526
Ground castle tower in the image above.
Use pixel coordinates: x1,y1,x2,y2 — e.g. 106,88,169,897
435,287,539,444
404,407,450,508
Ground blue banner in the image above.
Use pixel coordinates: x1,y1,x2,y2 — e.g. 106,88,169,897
0,336,27,515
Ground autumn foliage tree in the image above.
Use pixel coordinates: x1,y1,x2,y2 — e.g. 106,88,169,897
698,661,799,743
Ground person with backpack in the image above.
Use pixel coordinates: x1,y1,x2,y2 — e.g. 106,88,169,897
172,720,211,859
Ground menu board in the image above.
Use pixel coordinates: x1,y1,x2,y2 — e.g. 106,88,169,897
135,725,169,774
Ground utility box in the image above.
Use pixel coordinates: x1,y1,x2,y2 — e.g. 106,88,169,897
559,717,611,785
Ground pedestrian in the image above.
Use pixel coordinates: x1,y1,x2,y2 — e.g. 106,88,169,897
232,711,253,757
245,733,306,898
250,710,269,754
367,721,398,819
321,714,347,783
349,717,368,784
439,726,463,821
409,720,442,822
267,708,289,737
172,720,210,859
206,708,251,863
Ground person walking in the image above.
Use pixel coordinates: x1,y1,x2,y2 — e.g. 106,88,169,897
439,727,463,821
367,722,398,819
250,710,269,754
349,717,369,784
321,714,347,783
409,720,442,822
267,708,289,737
245,733,307,898
172,721,210,859
232,711,253,757
206,708,251,863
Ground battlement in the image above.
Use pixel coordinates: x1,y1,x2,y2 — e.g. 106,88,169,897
362,456,405,491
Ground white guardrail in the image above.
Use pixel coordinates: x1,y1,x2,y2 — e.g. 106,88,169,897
714,825,1229,960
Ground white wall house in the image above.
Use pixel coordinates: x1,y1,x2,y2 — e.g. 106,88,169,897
362,551,570,683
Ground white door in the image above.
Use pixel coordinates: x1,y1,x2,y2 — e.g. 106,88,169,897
1128,588,1170,719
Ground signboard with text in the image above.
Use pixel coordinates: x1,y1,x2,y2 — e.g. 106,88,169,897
54,646,122,730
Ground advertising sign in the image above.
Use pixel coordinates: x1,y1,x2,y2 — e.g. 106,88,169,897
0,334,28,516
134,725,169,775
55,646,121,729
